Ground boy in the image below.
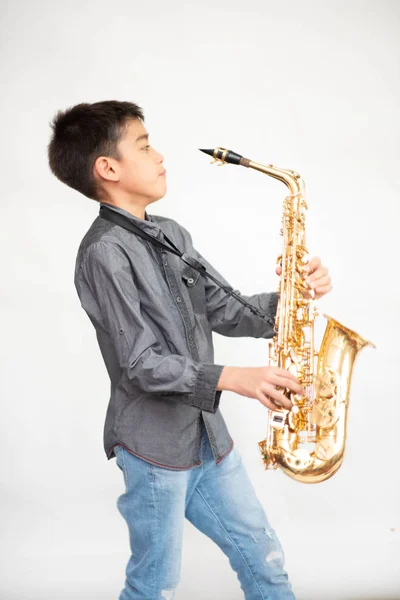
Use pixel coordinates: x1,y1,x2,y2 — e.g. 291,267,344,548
48,100,331,600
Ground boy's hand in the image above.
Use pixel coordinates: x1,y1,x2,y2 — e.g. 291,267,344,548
275,256,332,300
217,366,305,411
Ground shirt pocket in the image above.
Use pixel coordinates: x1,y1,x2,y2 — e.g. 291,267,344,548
181,263,207,316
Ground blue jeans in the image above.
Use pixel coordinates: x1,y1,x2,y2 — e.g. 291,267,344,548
114,420,296,600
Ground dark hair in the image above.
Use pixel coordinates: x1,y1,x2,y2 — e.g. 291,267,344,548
47,100,145,201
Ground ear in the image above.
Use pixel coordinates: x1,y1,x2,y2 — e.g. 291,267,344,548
93,156,120,183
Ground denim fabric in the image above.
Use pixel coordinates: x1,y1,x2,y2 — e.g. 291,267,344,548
74,201,279,468
114,420,296,600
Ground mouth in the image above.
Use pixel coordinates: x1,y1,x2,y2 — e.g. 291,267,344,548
159,170,167,176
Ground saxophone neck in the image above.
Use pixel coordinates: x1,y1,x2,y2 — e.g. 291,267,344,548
247,160,304,197
198,147,304,196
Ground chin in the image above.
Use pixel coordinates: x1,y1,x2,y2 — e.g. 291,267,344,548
146,196,161,206
151,191,167,203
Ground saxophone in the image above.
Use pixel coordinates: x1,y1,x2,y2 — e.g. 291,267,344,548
200,147,375,484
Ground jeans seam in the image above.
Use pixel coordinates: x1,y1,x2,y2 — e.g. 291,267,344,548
150,464,160,598
120,446,129,490
194,486,265,600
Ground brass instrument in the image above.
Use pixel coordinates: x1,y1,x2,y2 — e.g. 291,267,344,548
200,147,375,484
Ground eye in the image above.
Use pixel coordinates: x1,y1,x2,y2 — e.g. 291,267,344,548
142,145,151,152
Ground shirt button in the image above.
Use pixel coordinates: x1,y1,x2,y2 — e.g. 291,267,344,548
164,260,168,266
119,329,124,334
187,278,194,284
176,296,182,303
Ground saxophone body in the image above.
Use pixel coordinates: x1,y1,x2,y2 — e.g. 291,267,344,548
200,147,375,484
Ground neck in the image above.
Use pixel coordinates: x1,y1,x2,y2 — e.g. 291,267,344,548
102,199,147,220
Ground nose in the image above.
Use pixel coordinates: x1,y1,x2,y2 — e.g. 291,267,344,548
155,149,164,163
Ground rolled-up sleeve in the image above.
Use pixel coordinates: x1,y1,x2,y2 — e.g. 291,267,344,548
179,227,279,339
75,241,224,412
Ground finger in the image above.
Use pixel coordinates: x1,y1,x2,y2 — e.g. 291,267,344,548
315,283,333,292
272,375,304,396
315,284,333,298
301,290,314,300
304,256,321,274
307,272,330,288
256,390,281,411
313,278,331,291
262,383,294,410
306,267,328,285
270,367,301,383
276,266,282,275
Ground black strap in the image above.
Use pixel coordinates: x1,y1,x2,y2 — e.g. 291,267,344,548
99,205,275,326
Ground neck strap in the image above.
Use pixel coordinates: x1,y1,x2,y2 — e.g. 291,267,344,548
99,205,274,326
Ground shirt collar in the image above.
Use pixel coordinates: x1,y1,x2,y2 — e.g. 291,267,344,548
99,201,161,237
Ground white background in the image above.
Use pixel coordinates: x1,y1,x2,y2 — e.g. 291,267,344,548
1,1,399,598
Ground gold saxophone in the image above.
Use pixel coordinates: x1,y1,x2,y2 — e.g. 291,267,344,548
200,147,375,484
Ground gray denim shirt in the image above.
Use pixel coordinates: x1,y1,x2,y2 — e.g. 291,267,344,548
74,201,278,470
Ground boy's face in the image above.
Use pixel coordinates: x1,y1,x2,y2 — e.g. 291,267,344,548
95,119,166,205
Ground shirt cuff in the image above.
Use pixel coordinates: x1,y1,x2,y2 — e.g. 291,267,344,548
192,363,225,413
267,292,279,320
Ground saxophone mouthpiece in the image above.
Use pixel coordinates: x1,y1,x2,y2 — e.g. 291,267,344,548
199,149,215,158
199,147,249,167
